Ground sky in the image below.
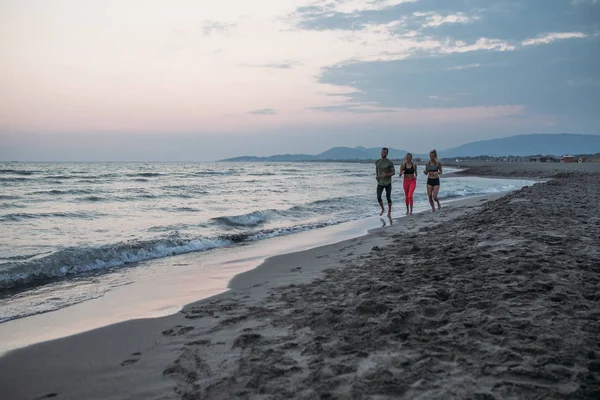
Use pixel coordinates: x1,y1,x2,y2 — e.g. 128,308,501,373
1,0,599,161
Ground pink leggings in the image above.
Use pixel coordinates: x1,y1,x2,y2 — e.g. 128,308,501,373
403,178,416,207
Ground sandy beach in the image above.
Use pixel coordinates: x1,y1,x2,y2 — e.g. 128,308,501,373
1,162,599,400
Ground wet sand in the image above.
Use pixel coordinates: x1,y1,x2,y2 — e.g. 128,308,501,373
1,163,599,400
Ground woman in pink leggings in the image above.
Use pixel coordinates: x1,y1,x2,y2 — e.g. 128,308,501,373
399,153,417,215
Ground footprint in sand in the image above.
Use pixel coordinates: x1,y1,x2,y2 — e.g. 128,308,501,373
162,325,194,337
121,352,141,366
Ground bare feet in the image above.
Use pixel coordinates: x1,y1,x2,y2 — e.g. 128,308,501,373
387,210,391,217
379,208,384,216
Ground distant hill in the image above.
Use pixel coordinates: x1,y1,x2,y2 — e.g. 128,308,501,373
441,133,600,158
218,133,600,161
220,146,412,162
223,154,319,162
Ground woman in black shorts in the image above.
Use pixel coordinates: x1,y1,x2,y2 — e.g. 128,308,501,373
423,149,442,211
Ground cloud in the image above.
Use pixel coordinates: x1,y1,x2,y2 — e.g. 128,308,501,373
300,0,417,15
249,108,277,115
571,0,598,5
442,38,516,53
292,0,417,31
522,32,587,46
413,12,478,28
313,35,600,120
201,20,236,36
306,103,398,113
445,63,483,70
428,95,456,101
240,61,303,69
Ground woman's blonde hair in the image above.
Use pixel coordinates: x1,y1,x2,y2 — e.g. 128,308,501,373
430,149,439,164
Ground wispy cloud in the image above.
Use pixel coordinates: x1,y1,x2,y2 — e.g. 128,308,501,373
301,0,416,14
428,95,456,101
306,103,397,114
201,21,236,36
413,12,478,28
249,108,277,115
522,32,587,46
445,63,483,70
240,61,303,69
442,38,516,53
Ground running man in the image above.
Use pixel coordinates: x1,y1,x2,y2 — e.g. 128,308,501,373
399,152,417,215
423,149,442,211
375,147,395,216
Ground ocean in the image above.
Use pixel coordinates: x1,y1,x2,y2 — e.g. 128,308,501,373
0,162,536,324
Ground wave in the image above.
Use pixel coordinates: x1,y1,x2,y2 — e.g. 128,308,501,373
217,218,354,244
0,203,26,209
288,196,356,214
43,175,76,180
126,172,162,177
173,207,200,212
31,189,95,196
0,212,360,291
0,177,29,182
0,195,20,200
211,210,270,227
0,211,102,222
210,198,357,230
0,169,36,175
0,236,233,290
81,196,104,202
247,172,276,176
193,171,231,176
436,184,521,201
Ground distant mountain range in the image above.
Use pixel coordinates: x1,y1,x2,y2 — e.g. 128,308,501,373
219,133,600,161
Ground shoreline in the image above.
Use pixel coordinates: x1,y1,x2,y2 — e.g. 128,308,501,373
0,193,509,400
0,193,506,357
2,164,598,399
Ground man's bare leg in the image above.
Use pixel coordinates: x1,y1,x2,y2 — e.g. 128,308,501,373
379,201,385,216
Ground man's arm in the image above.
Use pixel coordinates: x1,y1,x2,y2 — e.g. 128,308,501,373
383,161,395,178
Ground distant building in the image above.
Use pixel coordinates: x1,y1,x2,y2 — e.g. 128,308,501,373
560,156,575,163
530,156,559,163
